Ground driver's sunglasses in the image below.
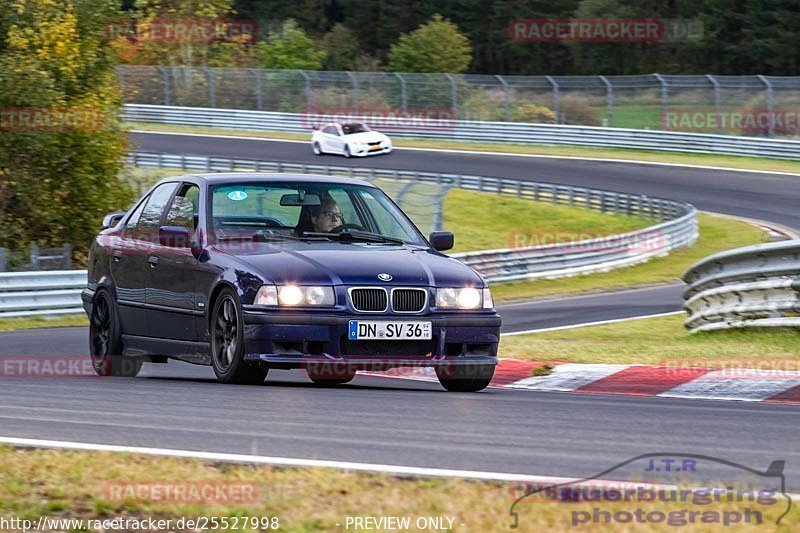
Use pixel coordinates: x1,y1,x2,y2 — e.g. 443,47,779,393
320,211,344,222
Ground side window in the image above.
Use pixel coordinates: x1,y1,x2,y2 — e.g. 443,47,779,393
323,125,339,135
136,183,179,242
124,196,149,231
165,184,200,237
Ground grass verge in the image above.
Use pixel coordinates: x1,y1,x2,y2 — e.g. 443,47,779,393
128,121,800,174
500,313,800,365
1,446,795,531
0,314,87,333
490,213,769,302
443,188,651,253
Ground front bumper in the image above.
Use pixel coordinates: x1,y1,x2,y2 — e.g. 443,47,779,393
352,144,392,156
241,309,500,370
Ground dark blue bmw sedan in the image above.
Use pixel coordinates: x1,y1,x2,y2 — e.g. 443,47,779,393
83,173,501,392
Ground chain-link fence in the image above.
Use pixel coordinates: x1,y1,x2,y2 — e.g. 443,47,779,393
118,66,800,137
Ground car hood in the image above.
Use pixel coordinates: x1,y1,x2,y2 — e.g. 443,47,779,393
218,241,483,287
343,131,388,143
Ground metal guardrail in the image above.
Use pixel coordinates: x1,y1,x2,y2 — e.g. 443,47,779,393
124,104,800,160
0,271,85,318
0,244,72,273
683,240,800,333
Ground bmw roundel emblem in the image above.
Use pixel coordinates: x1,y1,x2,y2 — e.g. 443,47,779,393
377,273,393,282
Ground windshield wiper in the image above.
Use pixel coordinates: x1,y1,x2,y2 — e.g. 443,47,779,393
301,230,405,245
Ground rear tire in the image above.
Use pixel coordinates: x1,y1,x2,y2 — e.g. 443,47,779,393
210,288,268,385
312,142,322,155
89,289,142,377
436,363,494,392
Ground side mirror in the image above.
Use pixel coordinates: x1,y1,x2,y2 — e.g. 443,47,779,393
429,231,454,252
102,212,126,229
159,226,192,248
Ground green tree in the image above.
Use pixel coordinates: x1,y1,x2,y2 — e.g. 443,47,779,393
256,19,325,70
320,23,360,70
387,14,472,73
0,0,132,261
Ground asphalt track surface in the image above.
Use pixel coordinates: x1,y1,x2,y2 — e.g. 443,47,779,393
2,131,799,489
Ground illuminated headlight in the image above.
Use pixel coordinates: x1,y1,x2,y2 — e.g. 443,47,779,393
255,285,335,307
436,287,484,310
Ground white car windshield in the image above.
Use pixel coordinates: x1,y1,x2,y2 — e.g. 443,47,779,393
341,123,371,135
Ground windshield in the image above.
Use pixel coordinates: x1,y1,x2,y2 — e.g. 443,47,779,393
341,123,370,135
210,181,427,246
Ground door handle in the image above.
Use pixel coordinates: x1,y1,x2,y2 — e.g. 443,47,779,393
148,255,159,267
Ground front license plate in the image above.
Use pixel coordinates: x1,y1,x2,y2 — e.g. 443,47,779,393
370,145,382,151
348,320,432,340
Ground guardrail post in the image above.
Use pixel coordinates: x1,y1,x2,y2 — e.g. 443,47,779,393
444,73,458,119
654,74,668,129
496,75,510,121
706,75,721,134
157,66,171,106
63,244,71,270
394,73,408,114
0,248,6,272
757,75,774,137
599,75,613,127
347,71,359,113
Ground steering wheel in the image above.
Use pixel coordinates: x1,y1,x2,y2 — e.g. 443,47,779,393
330,223,365,233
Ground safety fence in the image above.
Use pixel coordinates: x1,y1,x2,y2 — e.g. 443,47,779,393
683,240,800,333
119,67,800,136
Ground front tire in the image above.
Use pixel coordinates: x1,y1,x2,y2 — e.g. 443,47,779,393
436,363,494,392
343,145,352,158
89,289,142,377
210,288,268,385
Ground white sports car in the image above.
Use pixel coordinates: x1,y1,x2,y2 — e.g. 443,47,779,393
311,122,392,157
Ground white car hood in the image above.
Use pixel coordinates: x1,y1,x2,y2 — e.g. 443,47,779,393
343,131,388,143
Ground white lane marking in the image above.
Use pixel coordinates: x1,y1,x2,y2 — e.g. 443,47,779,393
501,311,684,336
129,130,800,177
0,435,651,487
508,363,633,391
659,370,800,402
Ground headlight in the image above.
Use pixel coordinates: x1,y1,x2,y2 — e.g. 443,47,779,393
435,287,484,310
255,284,335,307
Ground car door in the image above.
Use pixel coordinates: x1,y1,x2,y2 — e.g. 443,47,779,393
322,125,344,153
113,182,178,337
145,183,202,342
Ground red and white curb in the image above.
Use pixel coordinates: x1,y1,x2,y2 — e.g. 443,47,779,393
367,361,800,404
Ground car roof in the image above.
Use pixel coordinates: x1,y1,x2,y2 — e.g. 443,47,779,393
155,172,376,188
